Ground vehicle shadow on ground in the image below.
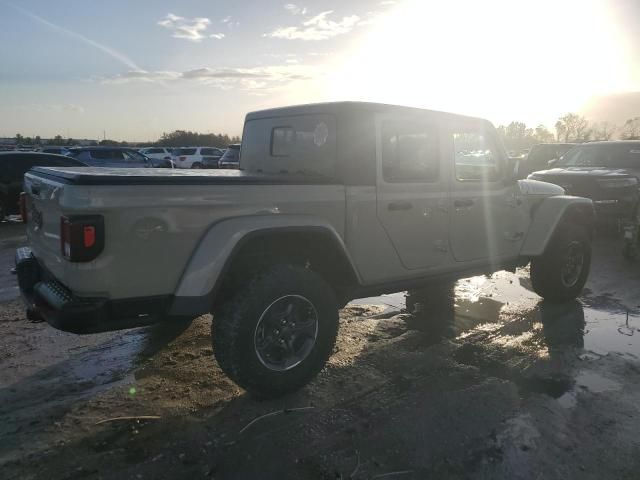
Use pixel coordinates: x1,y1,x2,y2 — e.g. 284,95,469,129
0,319,191,462
2,286,599,480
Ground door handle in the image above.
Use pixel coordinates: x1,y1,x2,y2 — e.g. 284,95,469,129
388,201,413,211
453,198,475,208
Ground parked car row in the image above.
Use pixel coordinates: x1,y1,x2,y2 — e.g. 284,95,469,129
68,147,173,168
0,143,243,220
139,145,241,169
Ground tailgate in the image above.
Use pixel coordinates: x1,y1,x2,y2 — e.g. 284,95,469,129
23,171,67,276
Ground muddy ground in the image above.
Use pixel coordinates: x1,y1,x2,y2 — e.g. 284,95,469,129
1,223,639,480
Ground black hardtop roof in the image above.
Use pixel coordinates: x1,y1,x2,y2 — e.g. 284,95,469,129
245,101,490,124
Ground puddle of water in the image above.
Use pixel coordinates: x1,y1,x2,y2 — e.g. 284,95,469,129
581,309,640,359
349,292,406,314
556,370,622,409
575,371,622,393
350,269,640,360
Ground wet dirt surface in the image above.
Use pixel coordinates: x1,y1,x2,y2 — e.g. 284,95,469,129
1,226,639,479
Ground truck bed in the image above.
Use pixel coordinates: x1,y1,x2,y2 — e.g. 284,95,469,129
30,167,338,185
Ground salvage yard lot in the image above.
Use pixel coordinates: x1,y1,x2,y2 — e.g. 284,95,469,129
1,224,639,480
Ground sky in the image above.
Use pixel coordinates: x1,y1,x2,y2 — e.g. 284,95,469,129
0,0,639,141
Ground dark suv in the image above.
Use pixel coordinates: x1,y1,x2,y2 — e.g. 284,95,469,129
68,147,173,168
529,141,640,220
520,143,576,178
0,152,85,218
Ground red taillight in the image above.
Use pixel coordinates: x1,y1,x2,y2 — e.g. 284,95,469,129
19,192,28,223
60,216,104,262
83,226,96,248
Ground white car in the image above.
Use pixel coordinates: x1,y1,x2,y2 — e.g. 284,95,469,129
139,147,173,161
171,147,224,169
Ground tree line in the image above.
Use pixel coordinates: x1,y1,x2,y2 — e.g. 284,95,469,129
498,114,640,153
11,116,640,151
8,130,241,148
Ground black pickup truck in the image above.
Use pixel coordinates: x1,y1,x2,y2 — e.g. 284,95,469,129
528,141,640,221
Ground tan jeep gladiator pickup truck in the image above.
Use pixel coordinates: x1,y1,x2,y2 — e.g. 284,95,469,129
16,102,594,397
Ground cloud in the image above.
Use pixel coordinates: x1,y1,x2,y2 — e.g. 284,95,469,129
158,13,224,42
99,70,181,84
9,4,141,70
98,66,315,90
266,10,360,40
14,103,86,114
284,4,307,15
221,16,240,29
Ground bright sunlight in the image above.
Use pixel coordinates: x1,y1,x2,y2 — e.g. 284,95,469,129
325,0,633,126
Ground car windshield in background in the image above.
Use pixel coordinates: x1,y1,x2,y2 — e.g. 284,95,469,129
125,151,147,162
558,144,640,168
173,148,197,156
529,144,575,163
220,147,239,161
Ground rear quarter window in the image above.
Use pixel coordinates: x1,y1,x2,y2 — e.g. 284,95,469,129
241,114,336,177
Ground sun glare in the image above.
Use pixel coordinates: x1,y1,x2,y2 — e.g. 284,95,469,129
325,0,632,126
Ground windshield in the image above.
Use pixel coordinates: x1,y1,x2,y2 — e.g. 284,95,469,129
220,146,240,162
558,144,640,168
173,148,197,156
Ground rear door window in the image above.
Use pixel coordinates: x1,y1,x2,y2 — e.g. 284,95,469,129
90,150,113,160
381,121,440,183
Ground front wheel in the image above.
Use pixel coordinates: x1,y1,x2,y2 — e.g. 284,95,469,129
212,264,339,398
530,223,591,303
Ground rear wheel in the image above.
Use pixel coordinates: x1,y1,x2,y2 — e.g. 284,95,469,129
530,223,591,303
191,162,202,169
212,264,339,398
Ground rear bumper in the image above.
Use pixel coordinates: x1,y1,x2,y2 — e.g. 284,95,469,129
15,247,173,334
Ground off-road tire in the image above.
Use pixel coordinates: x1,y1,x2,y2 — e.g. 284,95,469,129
191,162,202,169
530,223,591,303
405,281,456,316
212,264,339,398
